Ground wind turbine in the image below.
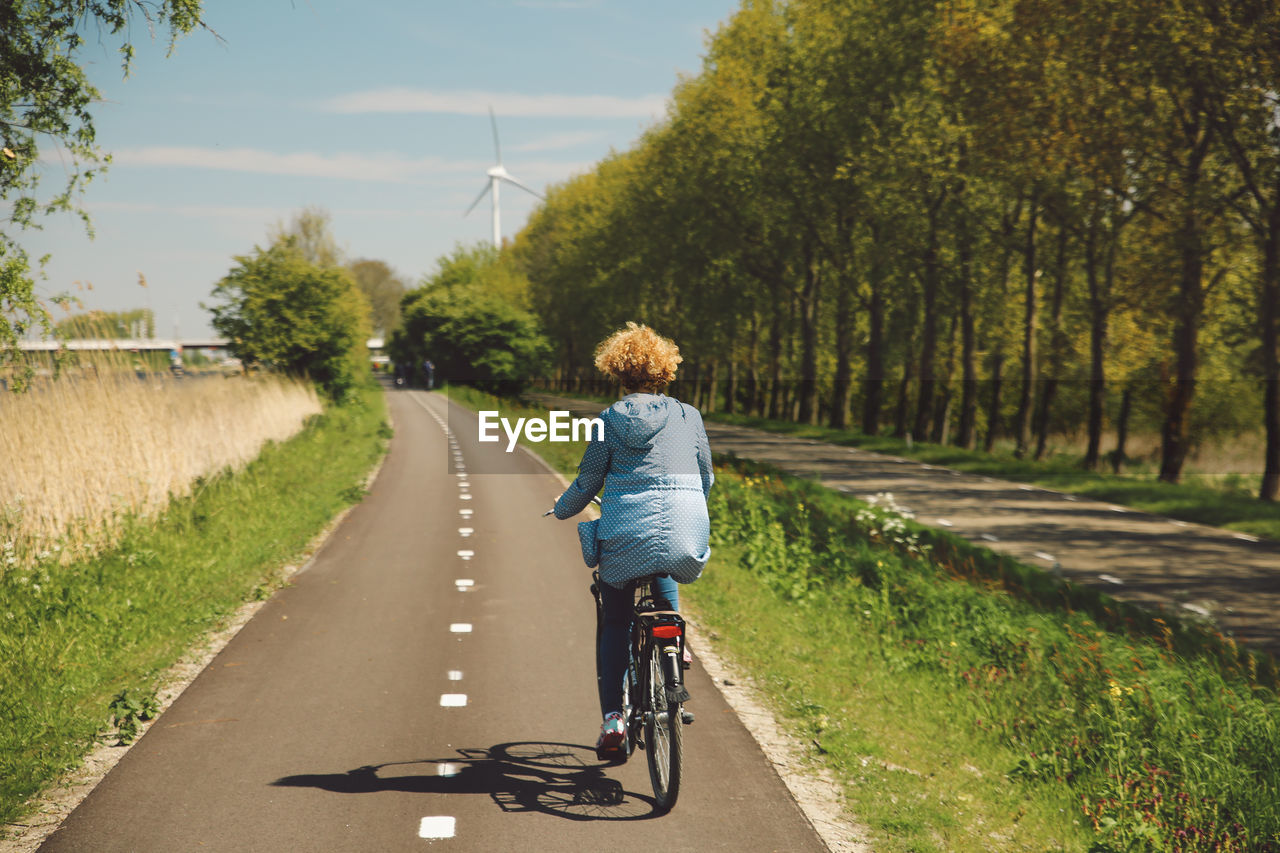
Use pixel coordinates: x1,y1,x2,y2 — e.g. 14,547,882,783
464,108,543,247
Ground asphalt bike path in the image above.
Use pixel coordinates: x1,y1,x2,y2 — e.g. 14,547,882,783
38,388,826,852
534,394,1280,655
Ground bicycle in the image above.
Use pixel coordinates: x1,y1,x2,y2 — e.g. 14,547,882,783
545,499,692,813
590,569,692,812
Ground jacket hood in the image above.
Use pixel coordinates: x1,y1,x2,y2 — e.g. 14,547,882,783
604,394,674,449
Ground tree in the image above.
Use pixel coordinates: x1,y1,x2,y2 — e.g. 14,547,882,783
270,206,343,268
207,238,372,401
0,0,211,386
392,244,549,395
348,259,407,337
1207,2,1280,499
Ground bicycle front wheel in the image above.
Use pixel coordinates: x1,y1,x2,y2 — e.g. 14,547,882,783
644,641,683,812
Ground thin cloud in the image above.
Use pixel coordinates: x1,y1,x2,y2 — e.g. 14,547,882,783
90,201,438,221
320,88,666,119
513,0,600,8
109,145,590,187
111,146,485,182
512,130,610,153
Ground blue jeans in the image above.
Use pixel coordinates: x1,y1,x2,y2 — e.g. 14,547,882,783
597,574,680,717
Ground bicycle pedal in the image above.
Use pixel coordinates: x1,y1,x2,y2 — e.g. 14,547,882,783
681,710,695,725
596,746,627,764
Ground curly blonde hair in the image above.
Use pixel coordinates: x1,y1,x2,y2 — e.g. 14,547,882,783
593,322,682,393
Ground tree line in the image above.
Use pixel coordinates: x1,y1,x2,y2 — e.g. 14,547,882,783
510,0,1280,500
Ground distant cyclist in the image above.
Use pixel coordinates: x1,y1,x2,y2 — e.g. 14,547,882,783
553,322,713,755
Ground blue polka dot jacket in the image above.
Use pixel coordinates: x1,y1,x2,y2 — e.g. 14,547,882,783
554,393,713,588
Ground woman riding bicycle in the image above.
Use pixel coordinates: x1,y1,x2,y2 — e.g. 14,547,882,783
553,322,714,755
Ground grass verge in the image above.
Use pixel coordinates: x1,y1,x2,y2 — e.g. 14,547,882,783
692,460,1280,851
0,383,389,830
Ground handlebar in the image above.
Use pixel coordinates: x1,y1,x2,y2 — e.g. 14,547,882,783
543,494,602,517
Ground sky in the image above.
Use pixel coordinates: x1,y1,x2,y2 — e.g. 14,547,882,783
22,0,742,338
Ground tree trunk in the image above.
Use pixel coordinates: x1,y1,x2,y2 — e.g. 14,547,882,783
1014,191,1039,458
1159,209,1207,484
830,278,854,429
914,201,943,440
1034,221,1070,460
1111,385,1132,474
957,222,978,450
894,356,914,439
746,313,761,416
1261,198,1280,499
985,351,1004,452
1083,216,1109,471
705,361,719,414
985,198,1021,452
1159,97,1214,485
862,257,886,436
767,297,785,420
724,359,738,416
798,245,821,426
932,313,958,445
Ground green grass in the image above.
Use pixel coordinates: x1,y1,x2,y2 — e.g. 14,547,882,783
0,383,389,829
705,411,1280,540
691,540,1091,851
690,461,1280,852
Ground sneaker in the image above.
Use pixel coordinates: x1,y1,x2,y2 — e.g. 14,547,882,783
596,711,626,755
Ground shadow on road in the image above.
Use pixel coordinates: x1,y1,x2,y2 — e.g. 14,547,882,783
271,741,661,821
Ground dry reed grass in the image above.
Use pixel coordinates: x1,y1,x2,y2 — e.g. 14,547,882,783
0,373,322,568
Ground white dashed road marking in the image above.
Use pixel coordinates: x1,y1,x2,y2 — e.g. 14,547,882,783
438,763,461,777
457,550,474,560
439,694,467,707
455,579,474,590
458,527,474,537
419,816,457,839
449,623,472,633
447,670,463,681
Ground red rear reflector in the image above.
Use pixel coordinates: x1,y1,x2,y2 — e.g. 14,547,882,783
652,625,682,639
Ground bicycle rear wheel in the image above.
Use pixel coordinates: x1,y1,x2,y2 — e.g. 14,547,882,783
644,641,683,812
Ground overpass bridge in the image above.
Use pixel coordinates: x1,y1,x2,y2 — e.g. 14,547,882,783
17,338,387,354
16,338,231,353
